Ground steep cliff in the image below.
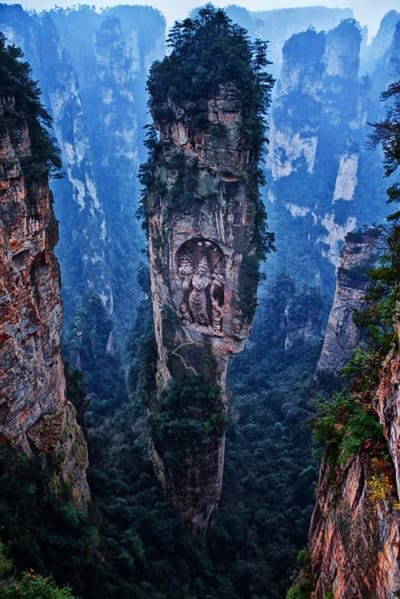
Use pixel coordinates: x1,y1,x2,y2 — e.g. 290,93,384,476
301,42,400,599
317,228,381,380
0,36,88,505
0,4,165,415
265,17,393,337
308,330,400,598
141,7,273,532
224,5,353,77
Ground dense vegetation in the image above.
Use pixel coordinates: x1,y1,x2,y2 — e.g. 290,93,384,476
0,20,318,593
63,293,128,420
150,374,225,474
0,33,60,178
140,5,275,261
285,77,400,599
148,5,274,155
7,8,396,599
0,265,320,599
0,541,74,599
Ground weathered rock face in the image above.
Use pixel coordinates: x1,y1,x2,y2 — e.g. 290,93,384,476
146,83,263,532
317,228,381,379
224,5,353,77
306,23,400,597
309,318,400,598
264,17,393,335
309,447,400,599
0,4,165,338
0,96,89,505
0,5,166,415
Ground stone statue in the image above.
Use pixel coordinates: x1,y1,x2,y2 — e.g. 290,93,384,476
189,256,211,326
179,301,193,325
176,239,225,333
210,260,225,334
178,254,194,293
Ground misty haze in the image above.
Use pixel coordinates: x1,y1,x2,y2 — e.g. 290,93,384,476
0,1,399,598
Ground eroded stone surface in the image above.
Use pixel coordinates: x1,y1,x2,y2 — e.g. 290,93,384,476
0,96,89,505
317,228,381,378
309,263,400,599
146,84,261,532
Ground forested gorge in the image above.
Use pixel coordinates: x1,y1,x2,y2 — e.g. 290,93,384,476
1,3,400,598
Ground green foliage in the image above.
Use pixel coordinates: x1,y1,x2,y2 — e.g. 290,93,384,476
0,33,61,178
126,265,158,403
313,393,384,464
353,78,400,377
148,5,273,148
0,542,75,598
0,271,322,598
312,79,400,473
342,345,386,398
151,374,225,471
239,253,264,317
285,546,312,598
1,574,74,599
62,293,128,420
140,6,275,263
0,445,96,597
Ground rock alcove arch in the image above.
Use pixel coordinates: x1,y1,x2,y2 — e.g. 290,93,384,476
175,238,226,335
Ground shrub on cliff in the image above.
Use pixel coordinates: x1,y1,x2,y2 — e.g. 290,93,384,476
150,374,225,471
148,5,274,156
0,542,75,598
313,393,384,464
0,33,61,178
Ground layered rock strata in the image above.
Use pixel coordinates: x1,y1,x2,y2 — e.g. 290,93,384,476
0,95,89,505
145,82,265,532
309,319,400,598
317,228,381,379
0,4,165,337
265,17,392,332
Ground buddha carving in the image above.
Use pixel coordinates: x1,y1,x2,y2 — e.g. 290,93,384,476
189,256,211,326
175,239,225,334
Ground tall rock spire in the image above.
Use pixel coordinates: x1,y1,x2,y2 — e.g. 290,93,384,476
0,36,89,505
141,7,274,533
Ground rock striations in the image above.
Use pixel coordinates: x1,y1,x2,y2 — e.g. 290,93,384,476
141,9,273,533
317,228,381,380
0,45,89,505
300,18,400,599
0,4,166,338
309,324,400,598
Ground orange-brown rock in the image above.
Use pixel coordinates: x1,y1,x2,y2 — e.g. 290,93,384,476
145,81,265,533
309,320,400,598
0,95,89,506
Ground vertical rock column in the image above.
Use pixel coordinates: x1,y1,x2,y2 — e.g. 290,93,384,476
144,83,264,532
0,93,89,506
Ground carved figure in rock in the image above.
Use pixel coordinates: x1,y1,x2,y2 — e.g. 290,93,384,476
178,253,194,298
189,256,211,326
210,259,225,334
179,301,193,325
176,239,226,332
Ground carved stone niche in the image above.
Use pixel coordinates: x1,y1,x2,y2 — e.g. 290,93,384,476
175,238,226,336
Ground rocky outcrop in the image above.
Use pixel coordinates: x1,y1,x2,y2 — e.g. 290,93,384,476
0,4,165,339
317,228,381,378
309,448,400,598
0,91,89,504
265,18,391,333
309,317,400,598
142,11,272,531
0,5,166,415
145,83,264,532
224,5,353,77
